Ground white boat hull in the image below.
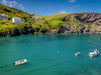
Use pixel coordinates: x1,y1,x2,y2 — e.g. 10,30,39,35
89,53,99,57
14,59,27,66
89,50,99,57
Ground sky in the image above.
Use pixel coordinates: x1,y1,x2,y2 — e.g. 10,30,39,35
0,0,101,15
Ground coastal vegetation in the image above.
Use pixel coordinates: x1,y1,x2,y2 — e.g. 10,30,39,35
0,4,101,37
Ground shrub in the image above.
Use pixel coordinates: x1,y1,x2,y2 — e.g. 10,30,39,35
50,20,64,28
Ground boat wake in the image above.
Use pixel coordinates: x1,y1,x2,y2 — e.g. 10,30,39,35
0,65,10,68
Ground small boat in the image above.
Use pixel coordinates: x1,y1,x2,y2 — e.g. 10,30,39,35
89,49,99,57
13,59,27,66
75,52,80,56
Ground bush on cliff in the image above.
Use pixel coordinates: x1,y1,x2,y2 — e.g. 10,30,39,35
50,20,64,28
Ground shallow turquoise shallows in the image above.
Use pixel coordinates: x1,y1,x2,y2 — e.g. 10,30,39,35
0,34,101,75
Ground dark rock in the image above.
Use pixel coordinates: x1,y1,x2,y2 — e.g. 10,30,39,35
80,27,85,33
63,30,72,34
62,16,71,22
84,29,90,33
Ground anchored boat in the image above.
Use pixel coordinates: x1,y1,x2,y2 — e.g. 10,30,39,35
75,52,80,56
89,49,99,57
13,59,27,66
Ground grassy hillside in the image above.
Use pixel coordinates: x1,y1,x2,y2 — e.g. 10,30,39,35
0,4,101,36
35,14,71,20
0,4,34,20
0,4,36,36
34,13,101,34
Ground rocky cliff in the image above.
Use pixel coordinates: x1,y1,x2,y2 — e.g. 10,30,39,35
75,13,101,25
62,13,101,34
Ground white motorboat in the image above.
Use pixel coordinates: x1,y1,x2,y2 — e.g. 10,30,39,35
13,59,27,66
89,49,99,57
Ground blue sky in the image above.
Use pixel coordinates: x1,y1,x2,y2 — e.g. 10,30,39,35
0,0,101,15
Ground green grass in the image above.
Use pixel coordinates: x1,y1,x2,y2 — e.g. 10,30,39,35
34,14,71,20
0,4,34,20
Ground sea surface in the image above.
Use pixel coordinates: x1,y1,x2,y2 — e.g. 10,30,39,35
0,34,101,75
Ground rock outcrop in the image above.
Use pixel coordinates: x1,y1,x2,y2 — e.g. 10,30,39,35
62,13,101,34
75,13,101,25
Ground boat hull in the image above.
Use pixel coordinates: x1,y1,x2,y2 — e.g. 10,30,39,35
89,53,99,57
75,52,80,56
13,59,27,66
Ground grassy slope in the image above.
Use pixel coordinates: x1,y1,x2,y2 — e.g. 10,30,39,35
36,13,101,33
35,13,100,20
35,14,71,20
0,4,101,36
0,4,36,35
0,4,33,19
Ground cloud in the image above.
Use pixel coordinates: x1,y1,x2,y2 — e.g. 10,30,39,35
60,11,67,14
1,0,24,10
18,4,24,10
1,0,17,7
70,0,76,3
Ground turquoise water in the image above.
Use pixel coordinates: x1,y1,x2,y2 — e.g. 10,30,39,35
0,34,101,75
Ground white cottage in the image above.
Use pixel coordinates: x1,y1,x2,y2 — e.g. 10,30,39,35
32,17,43,20
0,14,8,20
12,17,23,23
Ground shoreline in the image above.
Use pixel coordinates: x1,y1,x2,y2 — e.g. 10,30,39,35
0,31,101,37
